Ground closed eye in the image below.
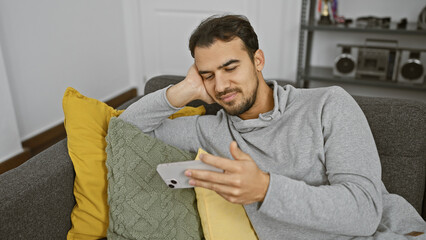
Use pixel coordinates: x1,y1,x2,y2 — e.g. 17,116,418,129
225,66,237,72
204,74,214,80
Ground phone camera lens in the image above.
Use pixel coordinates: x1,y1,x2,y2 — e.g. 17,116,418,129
171,180,177,184
168,184,175,188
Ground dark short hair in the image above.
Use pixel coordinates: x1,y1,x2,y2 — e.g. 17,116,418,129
189,14,259,61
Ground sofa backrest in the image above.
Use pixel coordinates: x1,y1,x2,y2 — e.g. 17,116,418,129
143,75,426,220
354,95,426,218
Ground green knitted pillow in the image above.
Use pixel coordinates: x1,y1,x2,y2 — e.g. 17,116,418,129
105,117,203,240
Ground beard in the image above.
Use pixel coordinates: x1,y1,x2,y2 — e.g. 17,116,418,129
216,76,259,116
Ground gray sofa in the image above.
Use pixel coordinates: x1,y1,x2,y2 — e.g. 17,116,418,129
0,75,425,239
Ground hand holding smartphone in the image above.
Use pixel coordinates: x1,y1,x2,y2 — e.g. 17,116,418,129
157,160,223,189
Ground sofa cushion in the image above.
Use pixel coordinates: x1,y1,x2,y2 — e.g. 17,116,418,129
354,96,426,217
105,117,203,239
0,139,75,239
63,87,124,239
193,149,258,240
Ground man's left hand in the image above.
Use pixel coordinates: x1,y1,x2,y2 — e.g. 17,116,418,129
185,141,270,205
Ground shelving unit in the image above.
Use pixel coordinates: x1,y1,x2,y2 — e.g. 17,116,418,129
296,0,426,91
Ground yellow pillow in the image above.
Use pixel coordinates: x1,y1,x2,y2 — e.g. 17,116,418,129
194,148,258,240
169,105,206,119
63,87,207,239
63,87,124,239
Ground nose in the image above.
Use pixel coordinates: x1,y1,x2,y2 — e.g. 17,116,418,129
214,73,230,93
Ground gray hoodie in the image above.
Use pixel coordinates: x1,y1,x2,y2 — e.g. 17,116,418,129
119,81,426,239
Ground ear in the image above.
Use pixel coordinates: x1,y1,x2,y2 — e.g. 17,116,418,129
254,49,265,72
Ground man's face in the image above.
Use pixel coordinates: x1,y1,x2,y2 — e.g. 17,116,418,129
194,38,259,116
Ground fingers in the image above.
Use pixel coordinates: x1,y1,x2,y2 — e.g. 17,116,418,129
195,142,251,173
199,153,239,172
187,169,232,186
186,157,244,189
230,141,250,161
185,142,268,204
185,64,215,104
189,178,246,203
189,175,257,204
186,64,200,78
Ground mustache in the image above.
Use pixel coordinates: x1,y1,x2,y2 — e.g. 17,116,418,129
215,88,242,99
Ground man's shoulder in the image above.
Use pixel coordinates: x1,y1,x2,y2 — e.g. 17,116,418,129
278,85,356,116
297,85,346,96
292,85,351,104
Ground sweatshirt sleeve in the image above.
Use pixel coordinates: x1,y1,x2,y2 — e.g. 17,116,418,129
118,86,200,152
257,87,383,236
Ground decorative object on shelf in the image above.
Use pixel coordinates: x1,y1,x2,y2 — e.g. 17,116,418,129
317,0,332,25
342,19,353,26
317,0,346,25
397,18,408,29
356,16,391,28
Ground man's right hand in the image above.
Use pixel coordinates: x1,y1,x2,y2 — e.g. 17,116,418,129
166,64,215,108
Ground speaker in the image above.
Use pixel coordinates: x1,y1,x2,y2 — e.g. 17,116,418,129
398,50,426,84
333,46,358,78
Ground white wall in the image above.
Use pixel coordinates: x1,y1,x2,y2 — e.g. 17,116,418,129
0,0,131,144
257,1,302,82
136,0,259,87
0,42,23,162
133,0,302,87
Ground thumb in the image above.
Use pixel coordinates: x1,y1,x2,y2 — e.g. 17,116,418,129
230,141,250,161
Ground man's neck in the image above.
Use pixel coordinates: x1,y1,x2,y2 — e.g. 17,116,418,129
239,79,274,120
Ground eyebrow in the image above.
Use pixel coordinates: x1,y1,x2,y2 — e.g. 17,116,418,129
198,59,240,75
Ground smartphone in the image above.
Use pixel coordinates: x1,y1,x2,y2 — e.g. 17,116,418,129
156,160,223,189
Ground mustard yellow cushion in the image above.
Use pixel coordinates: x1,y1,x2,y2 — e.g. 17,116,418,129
169,105,206,119
194,149,258,240
63,87,124,239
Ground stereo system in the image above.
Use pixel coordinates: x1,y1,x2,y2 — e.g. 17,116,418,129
398,51,426,84
333,42,426,85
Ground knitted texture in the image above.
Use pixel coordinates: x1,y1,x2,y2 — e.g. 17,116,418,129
105,117,203,240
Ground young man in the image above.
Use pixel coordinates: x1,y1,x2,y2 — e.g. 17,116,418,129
120,15,426,239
